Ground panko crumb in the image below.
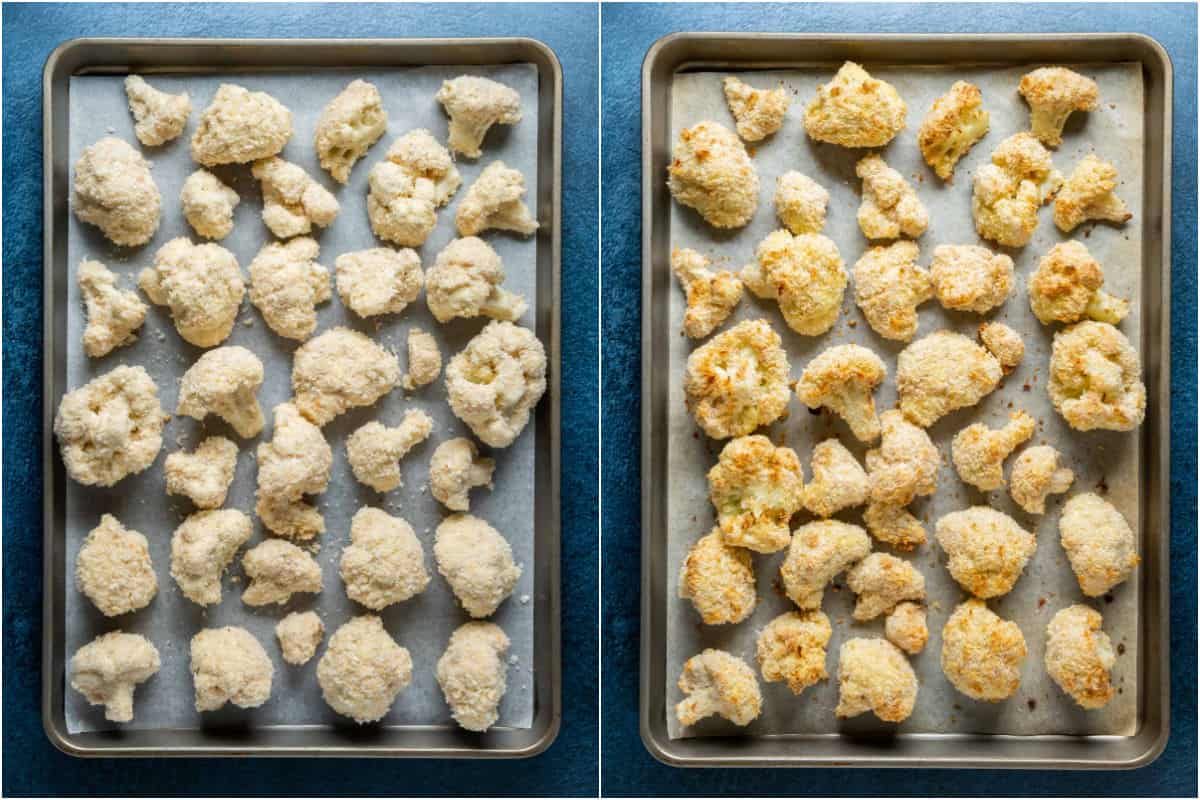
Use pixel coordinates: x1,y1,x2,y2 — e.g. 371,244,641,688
402,328,442,390
70,631,160,723
1045,604,1116,709
896,330,1003,427
1010,445,1074,514
346,410,433,492
248,237,331,341
78,259,148,358
445,320,547,448
180,169,240,240
318,615,412,723
671,248,743,339
756,610,832,695
722,76,790,141
774,170,829,234
936,506,1036,598
1048,321,1145,431
1018,66,1099,148
292,327,401,427
251,156,340,239
918,81,989,180
241,539,322,606
852,240,931,342
437,621,511,732
685,319,791,440
191,83,292,166
275,611,324,666
885,602,928,655
864,502,928,551
255,403,333,540
800,438,868,518
676,649,762,727
781,520,871,611
435,513,521,618
340,507,430,610
430,437,495,511
678,528,757,625
367,129,461,247
314,79,387,184
75,514,157,617
941,599,1027,701
972,132,1062,247
855,154,929,240
73,137,161,247
866,409,939,507
425,236,528,323
804,62,906,148
741,230,846,336
795,344,886,442
951,410,1036,491
190,626,273,712
336,247,423,319
436,75,522,159
169,509,252,606
1029,241,1128,326
835,638,918,723
707,435,804,553
846,553,925,621
139,237,244,347
124,75,191,146
978,322,1025,373
455,160,539,237
667,121,758,229
176,345,265,438
929,244,1014,314
1054,154,1132,232
1059,493,1139,597
164,435,238,509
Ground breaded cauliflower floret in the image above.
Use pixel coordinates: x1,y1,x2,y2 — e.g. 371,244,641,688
1048,321,1146,431
445,320,547,448
676,649,762,727
1029,241,1128,326
177,346,265,438
885,602,928,655
774,170,829,234
191,83,292,166
336,247,423,319
852,241,931,342
935,506,1036,598
318,615,412,723
139,237,243,347
292,327,401,427
863,502,927,551
929,244,1014,314
684,319,791,440
72,137,161,247
430,437,495,511
434,513,522,618
741,230,846,336
1018,66,1099,148
835,638,917,723
756,610,831,695
255,403,332,540
70,632,160,723
191,626,273,711
251,157,339,239
169,509,252,606
75,514,157,617
314,79,387,184
722,76,790,141
671,248,743,339
1059,493,1139,597
707,434,804,553
124,75,190,146
275,611,324,666
1045,604,1116,709
846,553,926,621
978,321,1025,373
346,410,434,492
865,409,939,506
918,81,989,180
855,154,929,240
800,438,868,518
896,330,1003,427
402,328,442,390
436,75,522,159
180,169,239,240
367,129,461,247
795,344,886,442
54,365,164,487
780,520,871,610
455,160,539,237
951,410,1036,491
804,62,906,148
247,237,331,341
667,121,758,229
972,132,1062,247
241,539,322,606
437,621,511,732
426,236,528,323
340,507,430,610
164,435,238,509
1010,445,1074,514
940,599,1026,701
78,259,147,358
1054,154,1132,232
678,528,756,625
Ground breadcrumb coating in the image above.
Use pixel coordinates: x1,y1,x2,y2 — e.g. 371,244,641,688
241,538,323,606
929,244,1014,314
780,520,871,610
741,230,846,336
940,599,1026,701
341,507,430,610
318,615,412,723
846,553,926,621
978,322,1025,373
78,259,147,358
180,169,239,240
437,621,510,732
1048,321,1145,431
951,410,1036,491
1059,493,1139,597
866,409,939,506
918,81,989,180
722,76,790,142
429,437,495,511
169,509,252,606
671,248,743,339
336,247,423,319
1045,604,1116,709
756,610,832,695
1054,154,1132,232
70,631,160,723
436,75,522,159
684,318,791,440
896,330,1003,427
1010,445,1074,514
255,403,332,540
1018,66,1099,148
774,170,829,234
139,237,243,347
676,649,762,727
795,344,886,442
445,320,546,448
707,434,804,553
191,83,292,166
248,237,331,341
804,62,907,148
935,506,1036,598
972,132,1062,247
252,156,340,239
678,528,757,625
275,611,324,666
164,435,238,509
863,502,927,551
367,129,461,247
667,121,759,229
835,637,917,723
76,514,157,617
455,160,539,237
1029,241,1128,326
73,137,161,247
885,602,928,655
402,328,442,390
124,75,191,146
346,410,433,492
177,346,265,438
852,241,932,342
800,438,869,518
426,236,528,323
314,79,387,184
292,327,401,427
855,154,929,240
434,513,522,618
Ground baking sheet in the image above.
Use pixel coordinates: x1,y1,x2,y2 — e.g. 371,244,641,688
665,63,1143,740
64,63,539,733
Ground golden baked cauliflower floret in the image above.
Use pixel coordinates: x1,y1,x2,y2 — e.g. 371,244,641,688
852,241,932,342
671,248,743,339
275,611,324,666
918,80,989,180
164,435,238,509
251,156,340,239
1054,154,1132,232
318,615,412,723
866,409,939,506
1045,604,1116,709
191,83,292,166
255,403,332,540
180,169,239,240
929,244,1014,314
1059,492,1139,597
402,328,442,390
936,506,1036,598
722,76,790,141
292,327,401,427
800,438,869,518
863,503,927,552
73,137,161,247
885,602,928,655
248,237,331,341
756,610,832,695
774,170,829,234
676,649,762,727
437,621,511,732
346,410,434,492
1048,321,1145,431
1010,445,1074,514
667,121,758,229
54,365,164,487
436,75,522,159
445,320,547,448
70,631,160,723
978,322,1025,373
941,599,1027,701
78,259,147,358
314,79,387,184
972,132,1062,247
795,344,886,442
835,638,917,723
855,154,929,240
76,514,157,617
434,513,522,618
241,538,323,606
1029,241,1128,326
741,230,846,336
336,247,423,319
340,507,430,610
896,330,1003,427
190,626,273,712
683,319,791,440
177,345,265,438
169,509,253,606
455,160,539,237
780,519,871,610
430,437,495,511
678,528,756,625
1019,66,1099,148
951,410,1036,492
139,237,243,347
426,236,528,323
804,62,906,148
124,75,190,146
367,129,462,247
846,553,926,621
707,434,804,554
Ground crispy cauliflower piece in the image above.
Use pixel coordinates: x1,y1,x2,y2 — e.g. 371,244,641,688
169,508,252,606
936,506,1036,598
177,346,265,438
70,631,160,723
191,83,292,166
972,132,1062,247
667,121,758,229
835,638,917,723
756,610,832,695
671,248,743,339
684,319,791,440
852,241,932,342
124,75,190,146
846,553,926,621
800,438,869,518
1029,241,1128,325
255,403,332,540
722,76,790,141
78,259,147,358
436,75,522,159
896,331,1003,427
1045,604,1116,709
865,410,939,506
54,365,164,487
241,539,322,606
346,410,434,492
741,230,846,336
951,410,1036,491
247,237,331,340
367,129,461,247
780,520,871,610
434,513,521,618
139,237,244,347
437,621,510,732
885,602,928,655
190,626,273,711
430,437,495,511
678,528,756,625
676,649,762,727
75,514,157,617
978,321,1025,373
940,599,1026,701
1010,445,1074,514
707,434,804,553
455,160,539,237
335,247,423,319
864,502,927,551
918,81,989,180
402,328,442,390
251,156,340,239
292,327,401,427
795,344,886,442
426,236,528,323
929,244,1014,314
164,435,238,509
318,615,412,723
73,137,161,247
774,170,829,234
341,507,430,610
180,169,239,240
275,611,324,666
1019,67,1099,148
1054,154,1132,232
1060,493,1138,596
314,79,387,184
446,320,546,448
1048,321,1146,431
855,154,929,240
804,62,906,148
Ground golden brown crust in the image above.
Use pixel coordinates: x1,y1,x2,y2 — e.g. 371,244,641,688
918,81,989,180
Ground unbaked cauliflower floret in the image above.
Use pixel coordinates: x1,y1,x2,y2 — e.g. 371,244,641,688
70,631,160,723
740,230,846,336
684,319,791,440
1029,241,1128,325
1018,66,1099,148
678,528,756,625
75,514,157,617
896,330,1003,427
722,76,790,141
707,434,804,553
1059,493,1139,597
972,132,1063,247
430,437,495,512
139,237,243,347
190,626,273,711
940,599,1026,701
1009,445,1074,514
255,403,332,540
835,638,917,723
978,321,1025,373
855,154,929,240
247,237,331,341
804,62,906,148
455,160,539,237
169,509,252,606
341,507,430,610
951,410,1036,491
318,615,412,723
251,157,340,239
335,247,423,319
918,80,989,180
180,169,240,240
1048,321,1146,431
446,320,547,448
676,649,762,727
191,83,292,166
292,327,401,427
852,240,932,342
436,75,522,159
929,244,1014,314
846,553,926,621
124,75,190,146
756,610,831,695
346,410,434,492
78,259,147,358
1054,154,1132,232
275,611,324,666
73,137,161,247
863,502,928,551
667,121,758,229
935,506,1036,598
795,344,886,441
177,345,265,438
780,520,871,610
885,602,928,655
774,170,829,234
437,621,511,732
800,438,869,518
241,538,323,606
314,79,387,184
367,129,461,247
1045,604,1116,709
402,328,442,390
164,435,238,509
671,248,743,339
865,409,939,507
426,236,528,323
435,513,522,618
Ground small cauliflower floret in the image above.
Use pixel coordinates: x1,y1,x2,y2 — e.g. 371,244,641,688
795,344,886,442
177,346,264,438
756,610,831,695
741,230,846,336
1019,66,1099,148
180,169,239,240
852,241,932,342
1029,241,1128,326
318,616,412,723
247,237,331,341
164,435,238,509
346,410,434,492
169,509,252,606
241,539,323,606
885,602,928,655
292,327,401,427
139,237,243,347
341,507,430,610
124,75,190,146
774,170,829,234
446,321,547,447
54,365,164,487
275,611,324,666
190,626,273,711
846,553,926,621
835,638,917,723
251,157,340,239
455,160,539,237
864,502,927,551
676,649,762,727
896,331,1003,427
684,319,791,439
951,410,1037,491
780,520,871,610
70,632,160,723
435,513,522,618
402,328,442,390
367,129,461,247
1045,604,1116,709
972,132,1062,247
1060,493,1139,597
1054,155,1132,232
935,506,1036,598
940,599,1027,701
437,622,511,732
671,248,743,339
1010,445,1074,514
918,81,989,180
78,259,147,358
800,438,869,518
929,244,1014,314
191,83,292,166
336,247,423,319
73,137,161,247
430,437,495,512
855,154,929,240
314,79,387,184
255,403,332,540
436,75,522,159
804,62,906,148
865,410,939,507
707,435,804,554
722,76,790,141
1048,321,1146,431
426,236,528,323
678,528,756,625
75,514,157,617
667,121,758,229
978,322,1025,373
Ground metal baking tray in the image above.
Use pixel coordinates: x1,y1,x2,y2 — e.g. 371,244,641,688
42,37,561,758
640,33,1171,768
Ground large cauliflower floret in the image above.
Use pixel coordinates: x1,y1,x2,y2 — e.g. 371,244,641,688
978,322,1025,373
425,236,528,323
684,319,791,440
124,75,191,146
804,62,907,148
340,507,430,610
436,75,522,159
896,330,1003,427
314,79,387,184
177,346,265,438
1029,241,1128,326
756,610,832,695
436,621,511,732
918,80,989,180
78,259,147,358
676,649,762,727
70,631,160,723
800,438,869,518
251,157,340,239
1045,604,1116,710
1048,321,1145,432
935,506,1036,598
445,320,547,448
852,241,932,342
740,230,846,336
336,247,423,319
1054,155,1132,232
241,539,323,606
73,137,161,247
780,520,871,610
846,553,926,621
1010,445,1074,514
318,615,412,723
402,328,442,390
275,611,324,666
346,410,434,492
774,170,829,234
1019,66,1099,148
164,435,238,509
292,327,401,427
834,638,917,723
54,365,164,487
855,154,929,240
671,248,743,339
367,129,462,247
667,121,758,229
190,626,273,711
169,509,252,606
434,513,522,618
430,437,495,511
972,132,1062,247
678,528,756,625
951,410,1037,491
722,76,790,142
1059,493,1139,597
191,83,292,166
248,237,331,341
707,434,804,554
455,160,539,237
139,237,244,347
940,599,1027,701
885,602,928,655
75,514,157,617
863,502,927,551
255,403,333,540
929,244,1014,314
180,169,239,240
866,410,939,506
795,344,886,442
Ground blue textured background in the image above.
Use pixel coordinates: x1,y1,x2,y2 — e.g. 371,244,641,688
601,3,1196,796
2,4,597,796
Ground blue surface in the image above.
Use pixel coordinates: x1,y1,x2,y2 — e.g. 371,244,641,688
601,3,1196,796
2,4,597,796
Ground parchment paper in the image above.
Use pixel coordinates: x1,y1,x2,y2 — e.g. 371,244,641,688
64,63,540,733
666,63,1143,739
